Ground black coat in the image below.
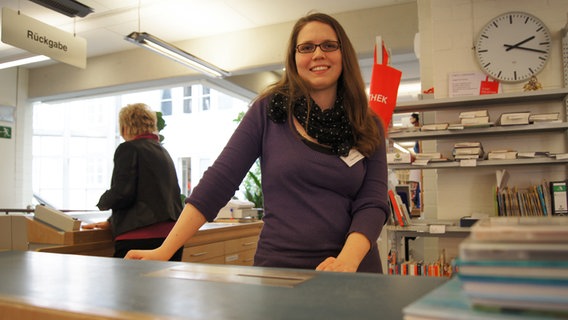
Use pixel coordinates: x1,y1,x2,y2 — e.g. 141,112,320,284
97,138,182,237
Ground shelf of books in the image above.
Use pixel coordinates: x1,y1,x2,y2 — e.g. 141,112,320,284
389,157,568,170
402,216,568,320
389,122,568,141
386,224,470,277
394,88,568,113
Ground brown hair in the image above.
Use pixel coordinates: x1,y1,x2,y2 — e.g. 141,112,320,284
119,103,157,137
259,12,383,156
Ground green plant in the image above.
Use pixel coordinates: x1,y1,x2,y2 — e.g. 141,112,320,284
243,160,263,208
156,111,166,143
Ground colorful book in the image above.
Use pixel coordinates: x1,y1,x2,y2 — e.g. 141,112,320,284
389,189,406,227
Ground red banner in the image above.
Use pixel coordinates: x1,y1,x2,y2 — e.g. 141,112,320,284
369,39,402,129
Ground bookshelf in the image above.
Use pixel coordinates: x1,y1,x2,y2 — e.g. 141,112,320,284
386,88,568,270
386,224,470,261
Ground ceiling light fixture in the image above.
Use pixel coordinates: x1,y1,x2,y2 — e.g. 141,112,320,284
0,54,50,70
28,0,94,18
125,32,231,78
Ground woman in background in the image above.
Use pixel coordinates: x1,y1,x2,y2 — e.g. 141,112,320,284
126,12,389,273
82,103,183,261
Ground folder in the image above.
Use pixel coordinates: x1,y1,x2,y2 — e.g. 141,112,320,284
550,181,568,216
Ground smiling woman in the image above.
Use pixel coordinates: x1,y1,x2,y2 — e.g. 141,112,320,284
124,12,389,275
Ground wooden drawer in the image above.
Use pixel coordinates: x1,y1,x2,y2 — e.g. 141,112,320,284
225,248,256,266
183,242,224,262
225,236,258,255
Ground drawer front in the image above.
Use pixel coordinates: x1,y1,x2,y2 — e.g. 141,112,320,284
225,248,256,266
182,242,224,262
225,236,258,255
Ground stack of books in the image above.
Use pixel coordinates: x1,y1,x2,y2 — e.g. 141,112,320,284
456,217,568,315
458,110,491,128
529,112,560,123
403,216,568,319
420,123,449,131
497,111,531,126
452,142,484,161
487,149,517,160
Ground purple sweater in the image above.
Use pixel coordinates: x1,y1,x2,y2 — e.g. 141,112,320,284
187,96,389,273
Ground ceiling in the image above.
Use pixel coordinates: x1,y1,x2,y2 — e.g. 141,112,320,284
0,0,416,67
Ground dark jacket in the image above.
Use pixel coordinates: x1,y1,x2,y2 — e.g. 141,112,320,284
97,137,182,237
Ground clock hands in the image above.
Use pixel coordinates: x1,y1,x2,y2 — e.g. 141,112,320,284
503,35,547,54
503,44,548,54
504,36,535,51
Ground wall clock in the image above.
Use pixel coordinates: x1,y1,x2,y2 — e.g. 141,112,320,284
475,12,551,82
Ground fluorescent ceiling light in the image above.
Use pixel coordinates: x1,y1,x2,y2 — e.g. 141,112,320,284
394,142,410,154
29,0,94,17
0,55,50,70
125,32,231,78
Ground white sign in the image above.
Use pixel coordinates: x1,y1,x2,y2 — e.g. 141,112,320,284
1,8,86,69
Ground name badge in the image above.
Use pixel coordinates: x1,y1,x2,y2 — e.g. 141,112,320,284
341,148,365,167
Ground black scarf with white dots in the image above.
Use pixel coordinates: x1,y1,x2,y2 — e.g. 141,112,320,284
267,93,354,156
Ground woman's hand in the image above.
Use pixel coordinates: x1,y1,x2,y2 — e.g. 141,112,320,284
316,257,358,272
315,232,370,273
81,220,110,230
124,248,169,261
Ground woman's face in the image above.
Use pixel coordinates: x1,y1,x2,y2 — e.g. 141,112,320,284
295,21,342,96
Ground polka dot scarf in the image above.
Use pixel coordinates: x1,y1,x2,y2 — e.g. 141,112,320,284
267,93,354,156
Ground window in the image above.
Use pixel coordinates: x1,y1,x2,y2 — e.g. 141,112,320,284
201,86,210,111
32,83,250,209
183,86,193,114
33,97,117,209
161,89,173,115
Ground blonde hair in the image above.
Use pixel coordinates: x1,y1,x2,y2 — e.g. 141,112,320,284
119,103,157,137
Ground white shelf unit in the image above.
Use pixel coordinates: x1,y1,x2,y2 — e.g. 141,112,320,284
386,88,568,264
390,88,568,170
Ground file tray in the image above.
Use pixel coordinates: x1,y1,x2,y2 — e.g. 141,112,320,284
470,217,568,243
34,205,81,232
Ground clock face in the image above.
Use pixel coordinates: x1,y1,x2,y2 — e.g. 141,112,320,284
475,12,551,82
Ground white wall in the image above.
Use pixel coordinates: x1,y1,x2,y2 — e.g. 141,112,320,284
0,68,33,208
418,0,567,220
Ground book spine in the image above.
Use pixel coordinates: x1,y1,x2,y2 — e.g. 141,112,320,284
388,189,406,226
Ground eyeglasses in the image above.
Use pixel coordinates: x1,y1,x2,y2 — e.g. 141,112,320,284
296,41,341,54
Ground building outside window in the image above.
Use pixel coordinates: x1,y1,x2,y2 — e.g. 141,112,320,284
201,86,210,111
183,86,192,114
161,89,173,116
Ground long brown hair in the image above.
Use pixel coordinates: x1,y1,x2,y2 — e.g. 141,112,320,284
259,12,383,156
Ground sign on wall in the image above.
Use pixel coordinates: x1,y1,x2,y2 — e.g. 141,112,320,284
0,126,12,139
1,7,86,69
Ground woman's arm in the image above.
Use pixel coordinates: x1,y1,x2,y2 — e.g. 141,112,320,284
315,232,370,272
124,203,206,260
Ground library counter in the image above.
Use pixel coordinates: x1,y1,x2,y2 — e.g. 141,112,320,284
0,251,445,320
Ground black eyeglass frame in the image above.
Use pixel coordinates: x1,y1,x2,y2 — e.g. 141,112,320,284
296,41,341,54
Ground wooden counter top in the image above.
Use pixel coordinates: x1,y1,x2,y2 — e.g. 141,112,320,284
30,218,263,260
